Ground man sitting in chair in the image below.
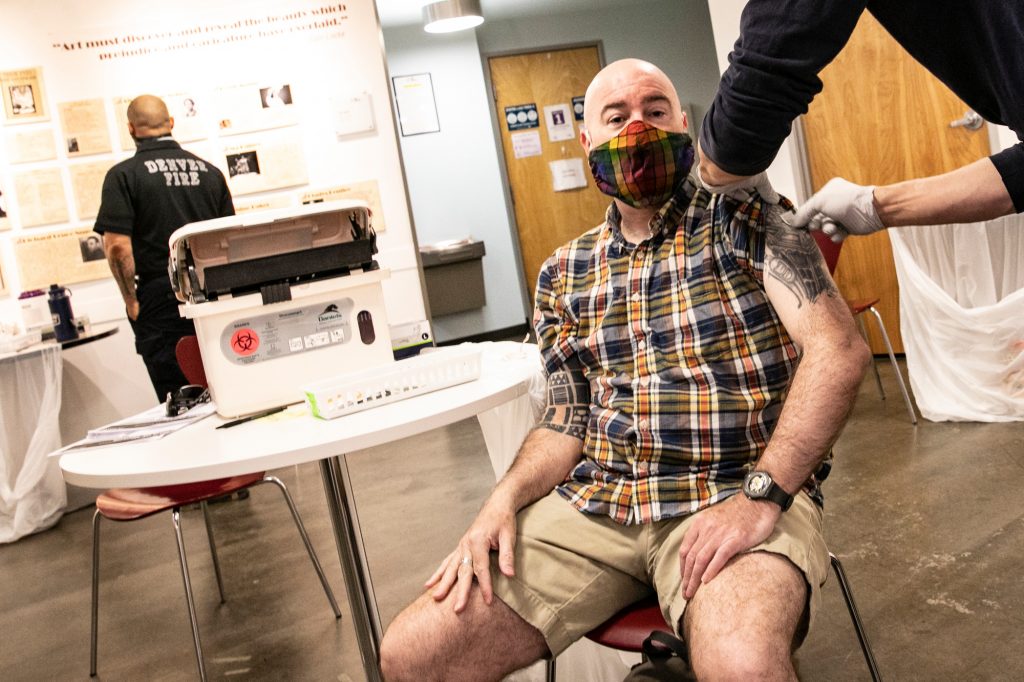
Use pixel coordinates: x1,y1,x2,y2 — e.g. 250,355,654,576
380,59,871,680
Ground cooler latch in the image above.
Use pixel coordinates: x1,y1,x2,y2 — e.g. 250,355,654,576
260,282,292,305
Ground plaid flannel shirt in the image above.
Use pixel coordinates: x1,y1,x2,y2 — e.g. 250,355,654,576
534,179,806,525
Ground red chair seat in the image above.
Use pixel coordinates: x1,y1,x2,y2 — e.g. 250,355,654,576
846,298,881,316
96,472,267,521
583,596,671,652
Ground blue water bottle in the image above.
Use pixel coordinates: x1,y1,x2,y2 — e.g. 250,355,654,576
48,283,79,342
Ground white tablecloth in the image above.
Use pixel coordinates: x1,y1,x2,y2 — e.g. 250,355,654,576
0,344,67,542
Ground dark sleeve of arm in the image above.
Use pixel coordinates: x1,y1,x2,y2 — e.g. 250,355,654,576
218,173,236,217
699,0,868,175
990,142,1024,213
93,169,134,236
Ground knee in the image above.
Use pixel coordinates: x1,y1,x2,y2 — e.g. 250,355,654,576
379,621,422,682
380,603,449,682
690,630,792,681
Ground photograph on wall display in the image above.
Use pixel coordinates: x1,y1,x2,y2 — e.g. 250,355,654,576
78,234,105,262
227,151,261,177
222,128,307,196
58,98,112,156
15,226,111,289
10,85,36,114
182,97,199,117
215,82,299,136
1,67,48,123
260,85,293,109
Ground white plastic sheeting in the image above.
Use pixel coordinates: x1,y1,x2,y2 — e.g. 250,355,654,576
0,344,67,543
890,215,1024,422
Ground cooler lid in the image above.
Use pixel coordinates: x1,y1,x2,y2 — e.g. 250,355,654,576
169,200,375,303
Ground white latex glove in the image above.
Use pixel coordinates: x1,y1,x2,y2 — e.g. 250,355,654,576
696,164,780,205
789,177,884,242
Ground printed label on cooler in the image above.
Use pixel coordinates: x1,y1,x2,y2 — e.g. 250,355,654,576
220,298,354,365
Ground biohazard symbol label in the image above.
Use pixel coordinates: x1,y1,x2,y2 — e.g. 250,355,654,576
230,328,260,356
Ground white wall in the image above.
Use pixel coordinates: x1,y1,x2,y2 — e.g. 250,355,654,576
382,25,528,342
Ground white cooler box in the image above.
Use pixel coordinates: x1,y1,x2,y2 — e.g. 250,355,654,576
169,201,394,417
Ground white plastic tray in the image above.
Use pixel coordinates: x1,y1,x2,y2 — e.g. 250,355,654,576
304,346,482,419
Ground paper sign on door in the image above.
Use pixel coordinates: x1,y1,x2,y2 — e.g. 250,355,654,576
549,158,588,192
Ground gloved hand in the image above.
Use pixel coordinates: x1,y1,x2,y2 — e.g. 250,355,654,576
789,177,884,242
696,163,780,205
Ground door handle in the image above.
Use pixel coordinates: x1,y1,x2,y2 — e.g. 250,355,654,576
949,109,983,131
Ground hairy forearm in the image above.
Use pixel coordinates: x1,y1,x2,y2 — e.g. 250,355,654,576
759,336,870,493
488,367,587,511
489,427,582,512
874,157,1014,227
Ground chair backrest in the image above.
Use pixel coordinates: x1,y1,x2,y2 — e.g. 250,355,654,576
175,335,208,388
811,230,843,276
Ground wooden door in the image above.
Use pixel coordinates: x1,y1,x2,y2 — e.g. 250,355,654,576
488,46,607,299
802,13,990,353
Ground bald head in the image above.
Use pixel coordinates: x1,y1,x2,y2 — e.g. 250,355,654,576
581,59,687,151
127,95,173,139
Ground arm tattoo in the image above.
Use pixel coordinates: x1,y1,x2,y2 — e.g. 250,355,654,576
539,368,591,441
765,222,838,307
109,252,137,303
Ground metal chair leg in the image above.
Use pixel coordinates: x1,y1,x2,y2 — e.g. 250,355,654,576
262,475,342,618
200,501,227,604
866,306,917,425
90,509,101,677
546,657,556,682
172,508,208,682
829,553,882,682
856,315,886,400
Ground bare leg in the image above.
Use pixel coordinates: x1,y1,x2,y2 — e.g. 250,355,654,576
381,587,548,682
684,552,807,681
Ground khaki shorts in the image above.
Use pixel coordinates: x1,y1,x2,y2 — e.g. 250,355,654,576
489,490,829,655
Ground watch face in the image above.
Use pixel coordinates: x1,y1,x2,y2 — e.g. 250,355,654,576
746,472,770,495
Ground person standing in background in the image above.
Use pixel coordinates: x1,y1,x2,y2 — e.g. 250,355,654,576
95,94,234,401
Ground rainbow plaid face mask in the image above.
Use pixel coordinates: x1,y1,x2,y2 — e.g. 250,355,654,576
588,120,694,209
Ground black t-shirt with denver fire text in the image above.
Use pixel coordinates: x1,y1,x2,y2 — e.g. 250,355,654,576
94,136,234,280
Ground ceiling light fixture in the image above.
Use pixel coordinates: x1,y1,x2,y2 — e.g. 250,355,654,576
422,0,484,33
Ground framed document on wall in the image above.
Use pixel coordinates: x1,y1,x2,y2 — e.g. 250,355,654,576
392,73,440,136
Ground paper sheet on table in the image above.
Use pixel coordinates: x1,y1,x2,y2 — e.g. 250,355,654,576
57,403,217,452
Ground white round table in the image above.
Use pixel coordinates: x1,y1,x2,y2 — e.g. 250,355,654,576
57,342,543,682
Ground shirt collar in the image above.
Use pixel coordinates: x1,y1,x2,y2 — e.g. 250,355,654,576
603,175,699,255
135,135,180,153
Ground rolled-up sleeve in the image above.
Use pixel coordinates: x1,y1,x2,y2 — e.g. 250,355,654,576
700,0,867,176
533,255,579,377
990,142,1024,213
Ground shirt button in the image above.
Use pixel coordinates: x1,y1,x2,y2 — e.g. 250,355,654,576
639,418,649,430
639,376,650,387
637,339,646,350
631,292,640,302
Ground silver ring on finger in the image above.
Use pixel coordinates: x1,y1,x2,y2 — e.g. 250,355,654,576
460,555,473,568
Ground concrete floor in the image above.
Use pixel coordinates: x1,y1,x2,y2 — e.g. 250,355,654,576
2,360,1023,681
